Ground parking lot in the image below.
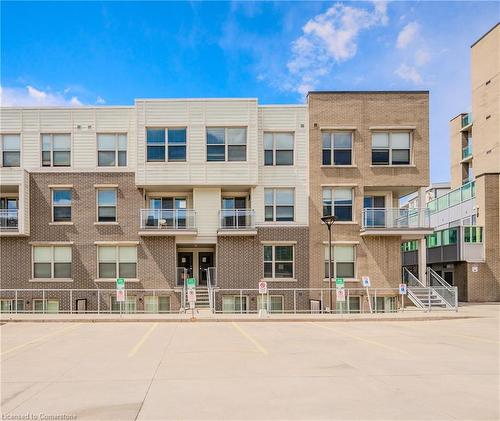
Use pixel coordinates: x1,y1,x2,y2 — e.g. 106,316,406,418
1,305,499,420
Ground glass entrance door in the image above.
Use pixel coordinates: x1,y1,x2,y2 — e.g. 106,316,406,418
177,252,193,286
198,252,214,286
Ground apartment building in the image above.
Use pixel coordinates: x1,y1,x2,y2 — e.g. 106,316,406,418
0,90,433,313
308,91,431,312
402,24,499,302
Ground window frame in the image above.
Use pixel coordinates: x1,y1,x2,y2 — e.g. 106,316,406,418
1,134,21,167
97,133,127,167
222,295,249,313
322,131,353,166
263,132,294,166
257,295,284,313
33,299,60,313
206,127,247,162
371,131,412,166
264,188,295,222
97,245,138,280
96,188,117,223
51,188,72,223
144,295,171,313
263,244,295,279
41,133,72,167
146,127,188,163
322,187,354,222
324,244,356,280
32,245,72,280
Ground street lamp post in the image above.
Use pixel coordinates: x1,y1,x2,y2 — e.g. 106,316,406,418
321,215,337,312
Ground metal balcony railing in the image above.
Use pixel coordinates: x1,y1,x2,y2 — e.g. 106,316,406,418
140,209,196,230
462,144,472,159
362,208,430,230
0,209,19,230
218,209,255,229
461,113,472,128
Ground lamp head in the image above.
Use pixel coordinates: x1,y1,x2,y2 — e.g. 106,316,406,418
321,215,337,227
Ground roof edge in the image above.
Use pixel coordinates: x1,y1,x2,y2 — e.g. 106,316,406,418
308,90,429,96
471,22,499,48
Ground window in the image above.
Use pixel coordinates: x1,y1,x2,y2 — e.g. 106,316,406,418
426,232,441,248
146,128,166,162
168,128,187,161
336,296,361,314
324,245,355,279
42,134,71,167
1,135,21,167
52,189,72,222
97,134,127,167
98,246,137,279
207,127,247,162
464,226,483,243
322,132,352,165
97,188,117,222
257,295,284,313
33,246,72,279
146,128,187,162
222,296,248,313
442,228,458,246
372,296,396,313
144,296,170,313
264,132,294,165
33,299,59,313
264,245,294,278
322,188,353,221
264,188,294,222
372,132,411,165
0,299,24,313
110,295,136,313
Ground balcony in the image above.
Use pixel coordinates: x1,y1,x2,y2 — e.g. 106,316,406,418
139,209,197,236
461,113,472,129
361,208,432,237
218,209,257,235
0,209,19,232
462,144,473,160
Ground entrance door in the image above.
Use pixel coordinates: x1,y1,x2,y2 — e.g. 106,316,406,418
444,271,454,286
177,252,193,286
198,252,214,286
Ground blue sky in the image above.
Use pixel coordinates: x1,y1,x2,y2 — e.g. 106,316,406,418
1,1,499,182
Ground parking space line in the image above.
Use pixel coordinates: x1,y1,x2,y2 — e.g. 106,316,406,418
307,322,411,355
128,322,158,357
231,322,268,355
0,324,81,357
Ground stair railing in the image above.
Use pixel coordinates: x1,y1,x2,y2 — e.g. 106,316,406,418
427,268,458,310
403,267,427,310
206,268,214,313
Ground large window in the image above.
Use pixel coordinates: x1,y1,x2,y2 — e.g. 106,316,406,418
144,296,171,313
222,296,248,313
33,246,72,279
1,134,21,167
146,128,187,162
322,188,353,221
97,134,127,167
97,189,117,222
257,295,284,313
264,188,294,222
264,245,294,278
322,132,352,165
52,189,72,222
264,132,294,166
372,296,397,313
324,245,355,279
0,299,25,313
207,127,247,162
98,246,137,279
146,128,165,162
33,299,59,313
42,134,71,167
111,295,136,313
372,132,411,165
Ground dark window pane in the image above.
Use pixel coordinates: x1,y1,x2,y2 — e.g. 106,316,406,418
276,150,293,165
118,151,127,166
53,190,71,205
264,246,273,261
168,145,186,161
54,262,71,278
264,262,273,278
98,151,115,166
119,263,137,278
207,128,225,144
322,149,331,165
53,151,70,166
264,150,273,166
333,150,351,165
265,206,274,221
99,262,116,278
34,263,51,278
276,206,294,221
42,151,51,166
392,149,410,165
336,262,354,278
3,152,20,167
334,206,352,221
147,146,165,162
324,262,334,278
168,128,186,144
275,246,293,261
228,145,246,161
54,206,71,222
323,205,332,217
372,149,389,165
147,129,165,144
275,262,293,278
207,145,225,161
98,207,116,222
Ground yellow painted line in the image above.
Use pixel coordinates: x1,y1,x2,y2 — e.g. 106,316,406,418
231,322,268,355
1,324,80,357
307,322,411,355
128,322,158,357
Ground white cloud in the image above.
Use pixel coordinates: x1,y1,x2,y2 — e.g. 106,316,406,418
96,96,106,105
285,1,388,95
394,64,422,84
0,85,83,106
415,48,431,66
397,22,420,49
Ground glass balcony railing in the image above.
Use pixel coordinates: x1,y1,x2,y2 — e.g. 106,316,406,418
461,113,472,128
219,209,255,229
462,144,472,159
0,209,19,230
427,180,475,214
362,208,430,230
140,209,196,230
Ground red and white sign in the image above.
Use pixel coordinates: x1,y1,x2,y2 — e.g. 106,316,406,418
258,281,268,294
399,284,408,295
187,288,197,303
336,289,346,302
116,289,125,302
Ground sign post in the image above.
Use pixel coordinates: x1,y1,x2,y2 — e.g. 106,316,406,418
186,278,196,319
258,281,268,317
399,283,407,312
361,276,373,314
116,278,125,315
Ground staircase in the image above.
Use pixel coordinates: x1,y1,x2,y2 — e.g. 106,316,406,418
193,287,211,309
407,288,449,308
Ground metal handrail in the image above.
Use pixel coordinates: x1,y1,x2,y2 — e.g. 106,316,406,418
206,267,214,312
140,209,196,230
0,209,19,229
427,268,457,310
362,208,430,229
403,267,425,288
218,209,255,229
